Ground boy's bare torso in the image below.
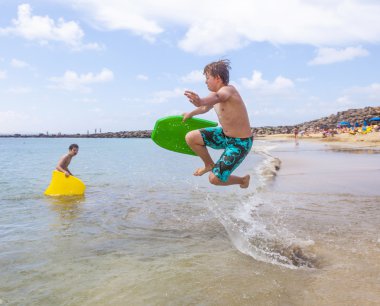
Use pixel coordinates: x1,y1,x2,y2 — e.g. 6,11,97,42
57,154,72,171
214,85,252,138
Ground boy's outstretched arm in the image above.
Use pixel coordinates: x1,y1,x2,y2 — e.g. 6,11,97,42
183,105,213,121
184,88,231,107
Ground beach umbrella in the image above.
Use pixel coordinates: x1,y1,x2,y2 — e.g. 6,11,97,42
369,117,380,121
339,121,351,126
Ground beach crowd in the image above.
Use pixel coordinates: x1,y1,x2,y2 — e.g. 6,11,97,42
294,119,380,139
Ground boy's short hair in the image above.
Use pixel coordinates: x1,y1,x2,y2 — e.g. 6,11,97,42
69,144,79,150
203,59,231,85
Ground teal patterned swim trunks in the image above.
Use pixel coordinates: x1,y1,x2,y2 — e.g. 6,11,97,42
200,127,253,182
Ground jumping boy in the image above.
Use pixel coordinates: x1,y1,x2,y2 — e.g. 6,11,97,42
56,144,79,177
183,59,253,188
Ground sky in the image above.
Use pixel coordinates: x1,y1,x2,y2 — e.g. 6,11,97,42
0,0,379,134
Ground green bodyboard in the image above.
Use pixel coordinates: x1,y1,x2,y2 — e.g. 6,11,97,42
151,115,218,155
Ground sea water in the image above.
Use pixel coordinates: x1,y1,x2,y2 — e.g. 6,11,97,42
0,138,379,305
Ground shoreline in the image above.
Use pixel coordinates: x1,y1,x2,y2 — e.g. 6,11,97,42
1,130,379,149
256,132,380,148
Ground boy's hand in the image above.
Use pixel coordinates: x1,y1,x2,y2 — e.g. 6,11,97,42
65,171,70,177
184,90,201,107
182,113,192,122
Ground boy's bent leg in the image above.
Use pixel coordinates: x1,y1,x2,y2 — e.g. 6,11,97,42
185,130,214,176
209,173,250,188
208,135,253,188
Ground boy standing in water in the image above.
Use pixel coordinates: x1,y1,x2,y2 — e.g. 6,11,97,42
183,59,253,188
56,144,79,177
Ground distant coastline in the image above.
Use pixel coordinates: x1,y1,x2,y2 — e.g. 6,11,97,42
1,106,379,139
0,130,152,138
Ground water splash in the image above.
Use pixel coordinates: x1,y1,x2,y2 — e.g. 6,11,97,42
207,143,318,269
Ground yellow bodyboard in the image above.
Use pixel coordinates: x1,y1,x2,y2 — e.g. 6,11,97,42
44,170,86,196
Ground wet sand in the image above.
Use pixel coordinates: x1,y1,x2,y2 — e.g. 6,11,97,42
252,140,380,305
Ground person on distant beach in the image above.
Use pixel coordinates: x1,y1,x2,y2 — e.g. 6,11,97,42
294,126,299,145
56,144,79,177
294,127,299,139
183,59,253,188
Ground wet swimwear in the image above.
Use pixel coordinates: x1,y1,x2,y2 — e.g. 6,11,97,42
200,127,253,182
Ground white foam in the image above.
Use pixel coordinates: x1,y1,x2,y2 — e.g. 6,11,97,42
251,142,282,190
206,145,316,269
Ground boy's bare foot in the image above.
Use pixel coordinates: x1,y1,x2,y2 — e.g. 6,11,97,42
240,175,250,188
193,164,214,176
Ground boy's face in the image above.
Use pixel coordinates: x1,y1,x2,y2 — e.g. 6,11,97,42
69,148,79,156
205,73,220,92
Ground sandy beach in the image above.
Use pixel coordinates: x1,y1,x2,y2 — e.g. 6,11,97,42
257,131,380,147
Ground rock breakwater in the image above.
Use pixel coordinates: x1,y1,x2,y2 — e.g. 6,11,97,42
253,106,380,135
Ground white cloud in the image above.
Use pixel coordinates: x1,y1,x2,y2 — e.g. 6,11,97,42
136,74,149,81
64,0,380,55
336,95,354,106
149,88,184,104
345,83,380,102
309,46,369,65
67,0,164,42
0,4,101,50
49,68,114,92
180,70,204,83
240,70,294,95
178,21,249,55
10,58,30,68
332,83,380,111
0,70,7,79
